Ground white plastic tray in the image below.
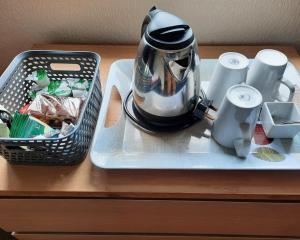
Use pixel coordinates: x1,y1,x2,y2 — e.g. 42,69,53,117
90,59,300,169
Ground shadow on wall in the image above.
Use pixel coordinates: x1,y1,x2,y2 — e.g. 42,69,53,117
0,0,300,72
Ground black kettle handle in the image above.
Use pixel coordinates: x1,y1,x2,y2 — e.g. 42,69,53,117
141,6,160,37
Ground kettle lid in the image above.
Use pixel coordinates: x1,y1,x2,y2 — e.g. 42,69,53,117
145,9,194,50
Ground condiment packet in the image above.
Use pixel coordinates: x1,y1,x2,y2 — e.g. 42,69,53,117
28,78,91,99
67,78,91,99
59,121,75,137
10,112,55,138
28,84,43,99
46,80,72,97
33,129,60,139
72,89,89,99
27,93,82,123
26,69,50,88
67,78,90,91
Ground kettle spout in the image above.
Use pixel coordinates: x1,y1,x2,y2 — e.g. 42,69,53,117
167,51,193,82
168,59,189,81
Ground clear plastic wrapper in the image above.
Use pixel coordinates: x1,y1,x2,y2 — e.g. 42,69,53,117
27,93,82,123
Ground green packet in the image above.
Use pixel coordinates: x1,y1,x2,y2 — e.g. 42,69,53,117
68,78,90,91
29,78,92,99
50,78,91,96
47,80,72,97
26,69,50,88
10,112,57,138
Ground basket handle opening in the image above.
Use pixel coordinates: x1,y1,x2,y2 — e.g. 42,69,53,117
50,63,81,72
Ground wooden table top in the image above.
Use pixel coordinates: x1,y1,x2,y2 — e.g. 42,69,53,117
0,44,300,200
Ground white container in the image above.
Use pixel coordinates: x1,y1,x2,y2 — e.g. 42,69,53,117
246,49,295,102
260,102,300,138
212,84,262,157
206,52,249,109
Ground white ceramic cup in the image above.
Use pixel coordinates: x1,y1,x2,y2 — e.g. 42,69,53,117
212,84,262,158
246,49,295,102
206,52,249,109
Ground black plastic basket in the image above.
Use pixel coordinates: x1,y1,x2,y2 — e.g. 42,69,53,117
0,50,102,165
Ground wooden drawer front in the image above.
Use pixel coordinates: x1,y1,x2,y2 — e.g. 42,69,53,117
13,234,300,240
1,199,300,236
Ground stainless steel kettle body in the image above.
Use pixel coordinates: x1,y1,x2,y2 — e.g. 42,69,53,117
132,7,201,121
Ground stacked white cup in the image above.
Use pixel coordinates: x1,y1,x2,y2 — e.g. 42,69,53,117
209,49,296,157
206,52,249,109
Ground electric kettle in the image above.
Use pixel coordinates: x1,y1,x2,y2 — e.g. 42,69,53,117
132,6,201,128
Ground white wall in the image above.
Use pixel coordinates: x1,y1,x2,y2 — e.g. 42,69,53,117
1,0,300,72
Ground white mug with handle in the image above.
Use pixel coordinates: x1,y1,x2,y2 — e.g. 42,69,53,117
212,84,262,158
246,49,295,102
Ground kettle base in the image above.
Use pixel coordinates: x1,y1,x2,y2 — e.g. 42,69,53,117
124,90,197,133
